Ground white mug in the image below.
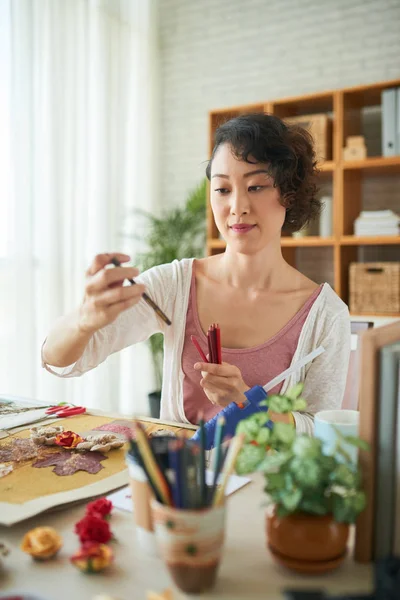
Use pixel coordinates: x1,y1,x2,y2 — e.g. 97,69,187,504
314,409,359,464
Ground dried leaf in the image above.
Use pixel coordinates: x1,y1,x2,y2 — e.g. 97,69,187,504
33,451,108,476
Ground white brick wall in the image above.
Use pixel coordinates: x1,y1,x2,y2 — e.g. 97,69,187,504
158,0,400,208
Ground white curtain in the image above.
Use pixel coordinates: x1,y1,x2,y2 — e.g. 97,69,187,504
0,0,159,414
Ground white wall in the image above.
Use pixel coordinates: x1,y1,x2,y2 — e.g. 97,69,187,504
158,0,400,208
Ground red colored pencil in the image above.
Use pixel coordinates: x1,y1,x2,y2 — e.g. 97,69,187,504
191,335,208,363
215,324,222,364
212,324,218,363
210,324,218,363
207,325,214,363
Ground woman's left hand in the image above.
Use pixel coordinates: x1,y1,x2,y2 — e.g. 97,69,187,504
194,361,250,408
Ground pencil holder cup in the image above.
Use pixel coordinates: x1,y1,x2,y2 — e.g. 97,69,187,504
151,500,226,594
125,452,158,555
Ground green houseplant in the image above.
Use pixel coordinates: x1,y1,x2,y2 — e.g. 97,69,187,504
133,179,207,417
235,384,369,574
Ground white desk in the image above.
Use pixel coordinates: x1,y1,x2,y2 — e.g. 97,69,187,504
0,474,373,600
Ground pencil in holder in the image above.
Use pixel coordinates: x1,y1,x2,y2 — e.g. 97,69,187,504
151,499,226,594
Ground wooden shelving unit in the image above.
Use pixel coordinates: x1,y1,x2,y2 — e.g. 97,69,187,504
207,78,400,317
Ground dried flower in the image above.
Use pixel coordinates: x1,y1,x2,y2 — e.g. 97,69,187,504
55,431,83,449
21,527,62,560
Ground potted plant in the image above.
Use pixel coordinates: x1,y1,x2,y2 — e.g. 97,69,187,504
235,384,369,574
131,179,207,417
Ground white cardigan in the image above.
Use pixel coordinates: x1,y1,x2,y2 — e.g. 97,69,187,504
44,258,351,435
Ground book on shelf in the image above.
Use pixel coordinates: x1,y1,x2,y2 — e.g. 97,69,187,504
354,210,400,236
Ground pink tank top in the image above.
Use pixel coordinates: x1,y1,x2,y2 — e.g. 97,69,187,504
182,269,322,424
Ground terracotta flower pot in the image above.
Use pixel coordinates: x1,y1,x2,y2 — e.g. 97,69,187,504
266,508,349,574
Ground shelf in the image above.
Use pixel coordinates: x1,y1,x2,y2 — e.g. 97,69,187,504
318,161,335,172
207,239,225,249
271,90,334,115
342,77,400,107
343,156,400,174
207,78,400,306
340,236,400,246
281,236,335,247
350,313,400,320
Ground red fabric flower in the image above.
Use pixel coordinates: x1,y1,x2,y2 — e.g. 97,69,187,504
86,498,113,519
55,431,83,449
75,514,111,544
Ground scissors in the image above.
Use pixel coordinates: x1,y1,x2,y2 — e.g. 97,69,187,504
45,405,86,418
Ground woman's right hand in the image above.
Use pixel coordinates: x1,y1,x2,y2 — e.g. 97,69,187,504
78,253,145,335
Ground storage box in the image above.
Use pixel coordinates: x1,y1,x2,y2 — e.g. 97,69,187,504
349,262,400,315
284,113,332,162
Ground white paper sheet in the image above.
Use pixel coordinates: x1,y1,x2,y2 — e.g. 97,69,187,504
0,395,51,431
107,470,251,513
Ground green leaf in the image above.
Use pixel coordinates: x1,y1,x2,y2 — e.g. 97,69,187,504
331,490,367,523
335,445,352,464
330,464,357,488
257,451,291,473
285,383,304,400
292,435,322,459
256,427,271,446
292,398,307,411
235,444,266,475
264,472,286,492
300,497,329,516
236,416,262,442
281,488,302,512
268,395,292,414
291,458,322,488
341,436,370,451
272,422,296,445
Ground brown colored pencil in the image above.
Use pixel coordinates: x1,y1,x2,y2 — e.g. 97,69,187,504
110,257,171,326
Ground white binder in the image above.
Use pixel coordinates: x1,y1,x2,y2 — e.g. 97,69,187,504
397,87,400,155
382,88,397,157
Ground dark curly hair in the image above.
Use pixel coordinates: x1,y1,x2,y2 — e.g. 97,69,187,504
206,113,321,233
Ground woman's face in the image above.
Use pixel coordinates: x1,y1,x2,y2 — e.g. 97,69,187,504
210,144,286,255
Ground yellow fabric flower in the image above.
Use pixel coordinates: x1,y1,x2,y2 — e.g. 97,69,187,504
21,527,62,560
70,542,113,573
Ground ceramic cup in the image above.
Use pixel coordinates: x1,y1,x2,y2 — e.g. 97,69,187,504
314,409,359,464
151,499,226,594
125,452,158,555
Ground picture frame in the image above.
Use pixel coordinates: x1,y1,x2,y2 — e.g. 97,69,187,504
374,342,400,559
355,320,400,562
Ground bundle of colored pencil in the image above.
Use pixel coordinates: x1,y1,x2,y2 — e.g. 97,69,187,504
190,323,222,365
127,418,244,509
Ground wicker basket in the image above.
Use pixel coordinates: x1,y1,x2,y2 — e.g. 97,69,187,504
349,262,400,314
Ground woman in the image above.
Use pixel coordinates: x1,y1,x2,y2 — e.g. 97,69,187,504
43,113,350,435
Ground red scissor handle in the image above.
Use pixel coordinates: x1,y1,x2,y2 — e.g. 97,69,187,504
55,406,86,417
45,405,86,417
